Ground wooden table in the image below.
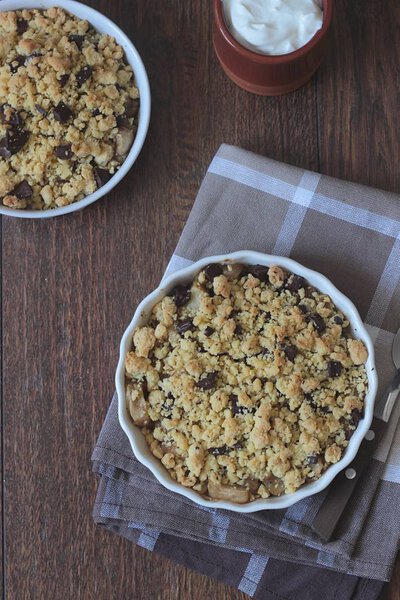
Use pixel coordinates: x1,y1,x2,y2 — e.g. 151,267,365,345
1,0,399,598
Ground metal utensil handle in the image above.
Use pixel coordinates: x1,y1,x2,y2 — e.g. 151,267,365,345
311,417,387,541
374,368,400,421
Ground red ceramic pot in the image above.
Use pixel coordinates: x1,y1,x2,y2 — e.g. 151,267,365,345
213,0,333,96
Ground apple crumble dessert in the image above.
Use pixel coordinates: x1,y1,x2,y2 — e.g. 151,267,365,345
125,263,369,503
0,7,139,210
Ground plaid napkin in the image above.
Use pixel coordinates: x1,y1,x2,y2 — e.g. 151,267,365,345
92,144,400,600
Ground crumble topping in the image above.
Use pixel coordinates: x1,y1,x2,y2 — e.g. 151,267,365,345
0,7,139,210
125,263,369,503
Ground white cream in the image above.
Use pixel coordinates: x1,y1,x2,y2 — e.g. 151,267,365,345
223,0,323,56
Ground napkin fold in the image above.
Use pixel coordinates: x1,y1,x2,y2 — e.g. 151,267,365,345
92,144,400,599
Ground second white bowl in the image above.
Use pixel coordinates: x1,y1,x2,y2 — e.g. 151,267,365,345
116,251,378,512
0,0,151,218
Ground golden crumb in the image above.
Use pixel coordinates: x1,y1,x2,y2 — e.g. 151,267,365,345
125,264,369,501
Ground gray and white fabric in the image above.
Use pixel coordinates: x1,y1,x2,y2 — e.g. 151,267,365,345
92,144,400,600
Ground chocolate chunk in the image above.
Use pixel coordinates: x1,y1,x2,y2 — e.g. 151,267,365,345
282,344,298,362
334,316,343,325
0,127,29,157
310,313,326,334
351,409,363,426
230,394,239,414
208,445,229,456
93,167,111,189
176,318,195,335
10,112,23,127
345,428,354,441
305,393,318,410
246,264,269,282
59,74,70,88
298,304,308,314
125,98,140,118
55,144,72,160
230,394,245,416
9,55,25,74
35,104,47,116
142,379,149,400
116,115,131,128
172,284,191,307
12,180,33,199
0,143,11,159
76,65,92,87
342,325,352,338
92,108,101,116
320,406,331,414
0,105,23,127
263,311,272,322
305,286,316,298
307,454,319,465
204,326,214,337
0,105,7,124
68,34,84,49
196,372,217,390
204,263,223,281
286,275,307,293
234,324,243,336
260,347,270,357
53,101,74,123
16,18,28,35
328,360,342,378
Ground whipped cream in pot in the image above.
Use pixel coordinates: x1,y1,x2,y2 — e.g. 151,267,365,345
222,0,324,56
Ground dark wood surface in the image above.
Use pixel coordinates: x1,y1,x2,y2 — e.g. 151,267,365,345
1,0,399,598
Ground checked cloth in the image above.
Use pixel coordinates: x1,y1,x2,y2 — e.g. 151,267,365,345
92,144,400,600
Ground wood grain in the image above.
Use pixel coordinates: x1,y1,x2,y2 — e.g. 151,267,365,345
0,221,3,597
0,0,399,599
318,0,400,192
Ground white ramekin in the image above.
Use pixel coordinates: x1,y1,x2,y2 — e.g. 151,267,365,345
0,0,151,218
116,251,378,512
